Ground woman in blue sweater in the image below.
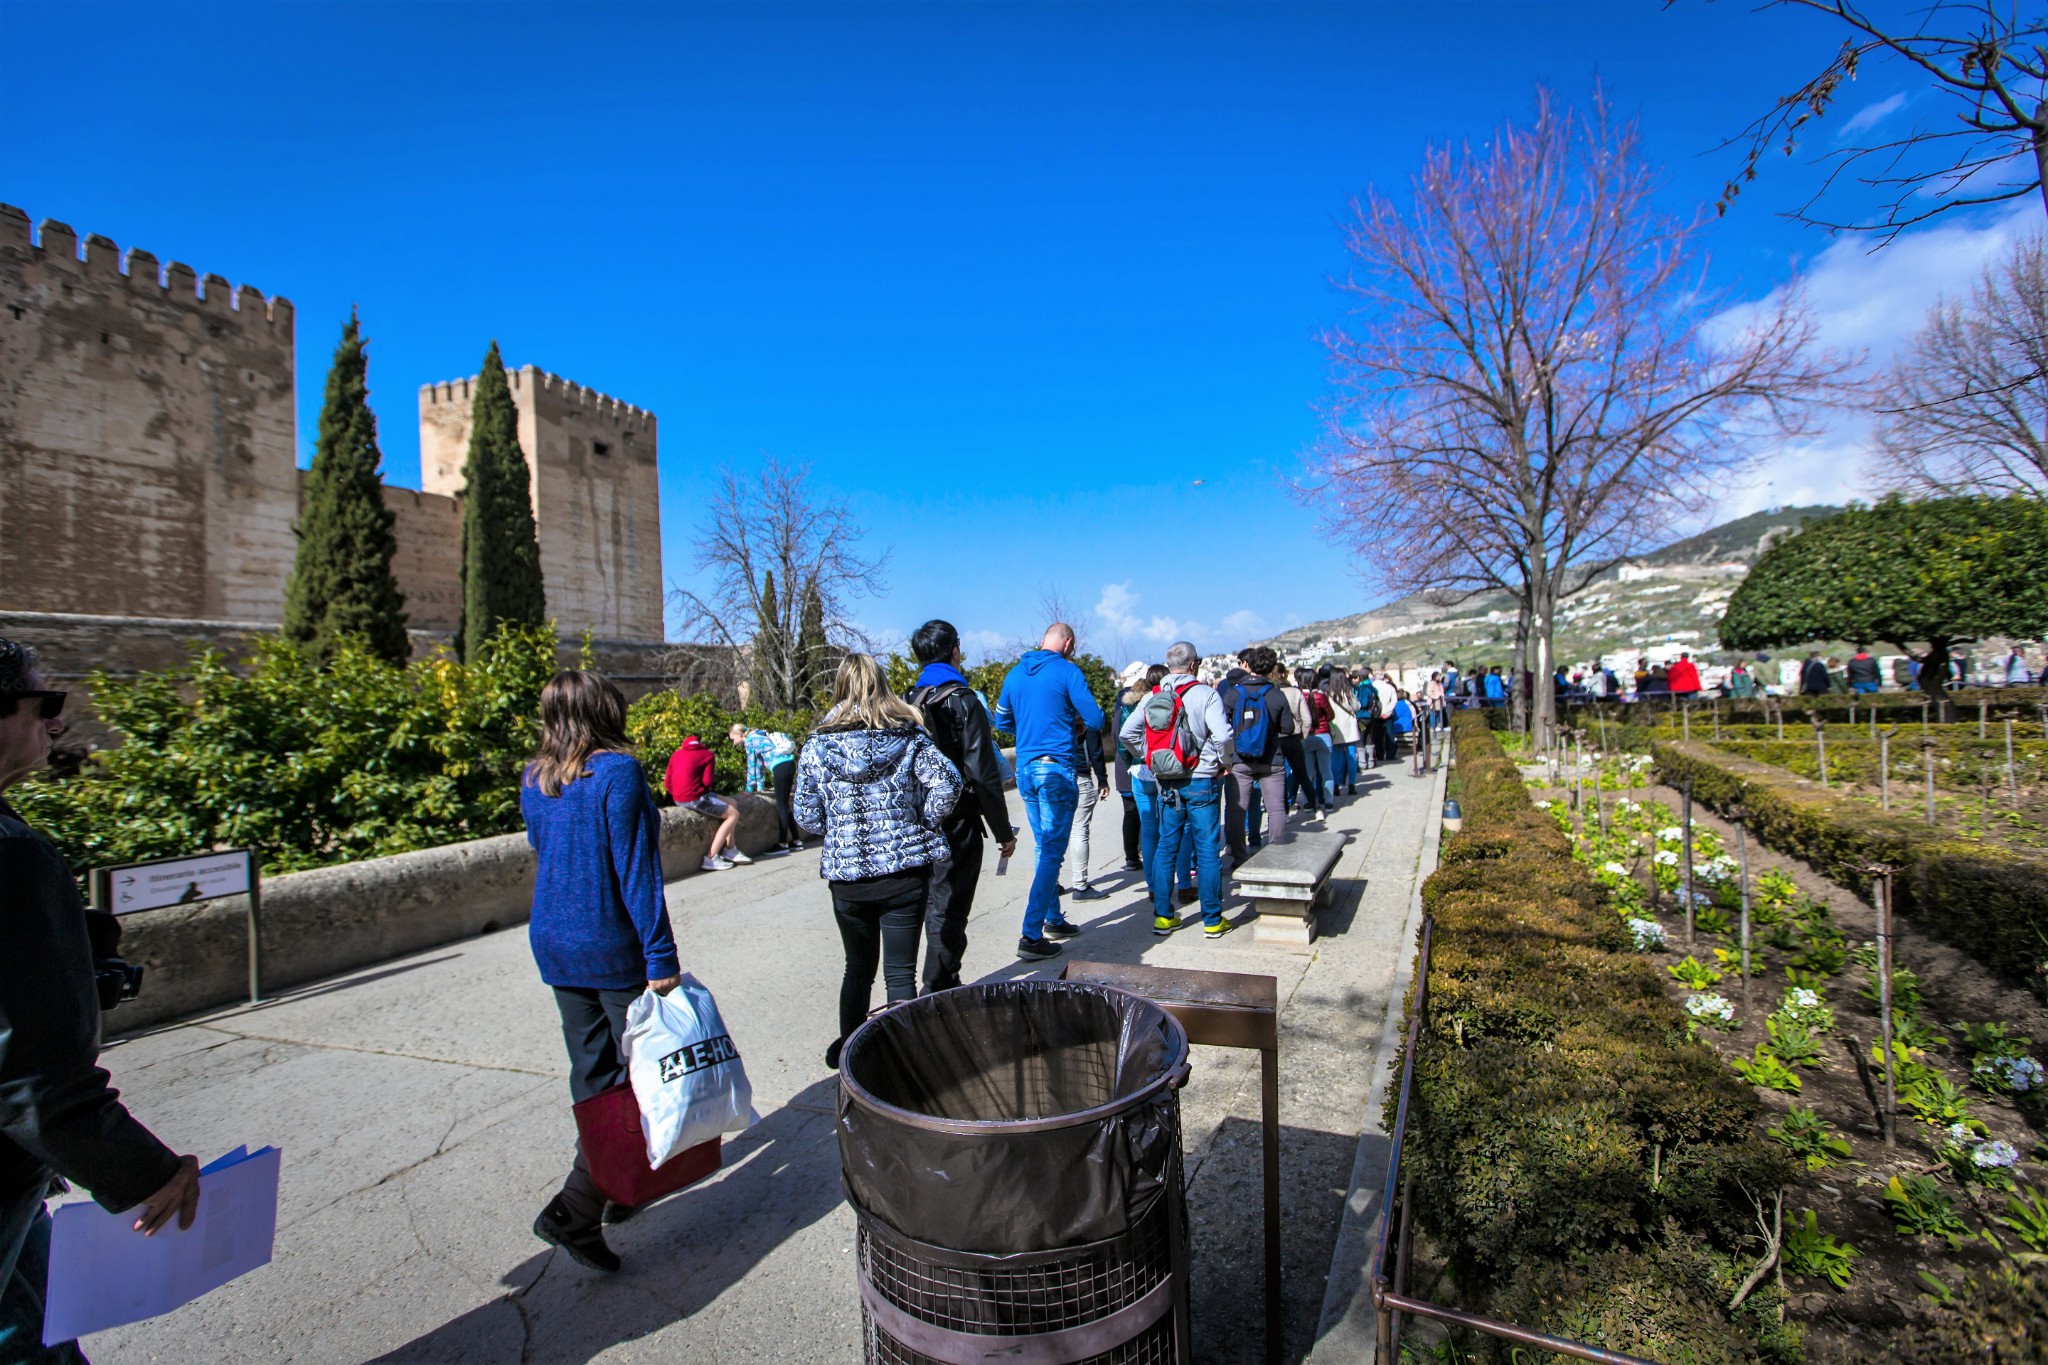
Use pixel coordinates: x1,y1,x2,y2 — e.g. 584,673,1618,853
520,670,679,1275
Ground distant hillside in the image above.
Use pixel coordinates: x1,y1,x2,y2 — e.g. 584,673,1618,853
1266,505,1841,668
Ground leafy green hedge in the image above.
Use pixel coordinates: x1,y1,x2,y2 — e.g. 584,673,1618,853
1892,1263,2048,1363
1651,738,2048,991
1407,713,1798,1363
13,627,800,879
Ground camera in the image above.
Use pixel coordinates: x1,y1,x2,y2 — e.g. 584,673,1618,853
84,909,143,1011
94,958,144,1012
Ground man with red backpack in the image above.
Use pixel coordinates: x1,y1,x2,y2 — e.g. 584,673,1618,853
1117,641,1235,939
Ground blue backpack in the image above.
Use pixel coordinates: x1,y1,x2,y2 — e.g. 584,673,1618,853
1233,680,1276,762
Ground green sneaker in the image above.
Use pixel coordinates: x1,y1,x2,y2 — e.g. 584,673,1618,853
1203,919,1237,941
1151,915,1181,937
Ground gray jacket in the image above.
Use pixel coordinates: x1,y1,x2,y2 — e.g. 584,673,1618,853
1117,674,1232,779
794,727,961,881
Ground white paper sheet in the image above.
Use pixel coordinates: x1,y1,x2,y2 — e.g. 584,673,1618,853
43,1145,280,1345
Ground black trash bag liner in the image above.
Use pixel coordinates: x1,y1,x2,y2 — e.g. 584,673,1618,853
839,980,1189,1255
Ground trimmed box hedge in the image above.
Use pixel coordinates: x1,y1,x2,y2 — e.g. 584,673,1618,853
1585,686,2041,730
1652,738,2048,991
1404,714,1798,1363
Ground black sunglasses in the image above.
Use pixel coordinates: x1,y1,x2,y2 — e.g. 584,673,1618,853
1,690,66,720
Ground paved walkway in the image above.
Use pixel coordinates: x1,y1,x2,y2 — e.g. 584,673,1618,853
81,761,1441,1364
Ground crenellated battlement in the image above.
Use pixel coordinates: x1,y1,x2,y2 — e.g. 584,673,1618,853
0,203,293,327
418,363,654,429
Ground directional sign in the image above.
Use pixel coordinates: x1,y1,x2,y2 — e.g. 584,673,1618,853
102,851,254,915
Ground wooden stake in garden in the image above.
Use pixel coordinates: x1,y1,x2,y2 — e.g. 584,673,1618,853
1880,725,1898,812
2008,718,2021,808
1871,863,1899,1149
1923,735,1938,826
1980,698,1988,738
1681,774,1697,950
1868,705,1876,741
1919,694,1931,736
1712,699,1721,740
1681,701,1691,741
1848,698,1856,727
1732,801,1752,1005
1812,712,1828,789
1774,697,1785,741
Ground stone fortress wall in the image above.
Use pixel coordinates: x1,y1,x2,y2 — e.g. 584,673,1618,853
0,205,300,624
0,204,669,726
419,367,662,641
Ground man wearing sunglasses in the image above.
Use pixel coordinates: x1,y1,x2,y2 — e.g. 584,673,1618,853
0,637,200,1361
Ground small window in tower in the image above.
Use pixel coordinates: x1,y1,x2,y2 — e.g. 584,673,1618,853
592,440,611,457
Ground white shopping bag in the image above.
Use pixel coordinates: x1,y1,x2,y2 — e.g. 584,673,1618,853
624,973,758,1168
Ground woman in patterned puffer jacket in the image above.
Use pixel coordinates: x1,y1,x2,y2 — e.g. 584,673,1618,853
794,652,961,1069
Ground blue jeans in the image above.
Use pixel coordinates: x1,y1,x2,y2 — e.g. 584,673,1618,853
1302,735,1334,808
0,1184,83,1365
1851,681,1878,694
1329,740,1356,795
1152,777,1224,926
1132,780,1193,891
1016,757,1078,941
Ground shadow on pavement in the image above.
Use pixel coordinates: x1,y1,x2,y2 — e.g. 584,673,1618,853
1188,1116,1373,1365
367,1077,846,1364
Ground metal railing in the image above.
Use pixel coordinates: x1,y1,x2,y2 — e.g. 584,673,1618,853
1368,916,1663,1365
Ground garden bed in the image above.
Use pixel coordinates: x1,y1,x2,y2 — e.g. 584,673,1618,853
1528,747,2048,1362
1402,714,1799,1363
1647,739,2048,997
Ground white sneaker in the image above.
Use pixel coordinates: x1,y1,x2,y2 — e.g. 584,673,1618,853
701,856,733,872
726,850,754,865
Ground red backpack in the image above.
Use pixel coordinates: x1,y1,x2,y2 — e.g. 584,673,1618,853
1142,681,1202,783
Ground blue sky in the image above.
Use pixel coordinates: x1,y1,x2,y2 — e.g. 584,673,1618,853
5,1,2029,659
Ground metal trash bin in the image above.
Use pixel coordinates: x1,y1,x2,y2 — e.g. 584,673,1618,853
839,979,1193,1364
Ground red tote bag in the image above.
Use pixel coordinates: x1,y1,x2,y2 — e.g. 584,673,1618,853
572,1081,722,1208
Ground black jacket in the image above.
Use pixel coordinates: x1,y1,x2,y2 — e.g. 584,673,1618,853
1846,654,1881,686
0,800,179,1212
911,683,1014,841
1800,658,1833,696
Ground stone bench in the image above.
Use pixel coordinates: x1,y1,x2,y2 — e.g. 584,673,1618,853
1231,830,1347,949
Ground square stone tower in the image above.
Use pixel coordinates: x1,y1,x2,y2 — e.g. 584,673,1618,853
0,206,298,623
418,366,663,643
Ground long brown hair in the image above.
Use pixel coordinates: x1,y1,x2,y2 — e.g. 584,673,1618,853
818,653,925,732
528,670,632,797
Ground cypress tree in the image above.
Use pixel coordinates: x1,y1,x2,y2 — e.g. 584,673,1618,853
750,571,783,706
797,581,827,701
282,312,409,665
457,341,546,661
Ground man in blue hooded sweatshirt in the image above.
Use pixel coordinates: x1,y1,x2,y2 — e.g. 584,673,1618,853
994,623,1106,959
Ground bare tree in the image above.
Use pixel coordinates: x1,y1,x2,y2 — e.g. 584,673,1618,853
1710,0,2048,238
667,457,890,711
1871,234,2048,495
1311,88,1848,746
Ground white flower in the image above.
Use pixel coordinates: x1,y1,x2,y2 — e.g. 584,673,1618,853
1654,849,1679,866
1790,988,1820,1010
1603,861,1629,876
1685,992,1735,1022
1973,1141,2020,1169
1947,1122,1975,1145
1656,825,1683,841
1626,917,1666,951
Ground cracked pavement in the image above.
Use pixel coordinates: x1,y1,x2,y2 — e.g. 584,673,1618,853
76,761,1439,1363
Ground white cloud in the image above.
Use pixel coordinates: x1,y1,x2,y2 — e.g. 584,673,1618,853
1094,581,1272,650
1094,581,1143,637
1708,204,2039,513
1838,91,1906,139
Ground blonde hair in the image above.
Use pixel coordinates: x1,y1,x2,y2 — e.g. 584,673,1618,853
528,670,633,797
819,653,925,731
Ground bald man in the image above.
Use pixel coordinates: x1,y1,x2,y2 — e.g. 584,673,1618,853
993,624,1106,960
